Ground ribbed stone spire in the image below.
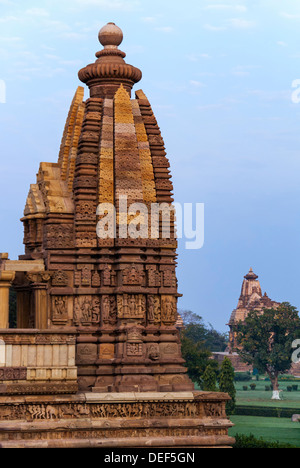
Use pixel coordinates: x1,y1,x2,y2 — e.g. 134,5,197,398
22,22,185,394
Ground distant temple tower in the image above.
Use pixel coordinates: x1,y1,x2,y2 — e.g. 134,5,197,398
0,23,234,447
213,268,280,371
228,268,280,352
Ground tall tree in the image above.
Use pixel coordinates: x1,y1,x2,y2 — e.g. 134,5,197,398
202,362,218,392
180,334,212,387
180,310,228,352
219,357,236,415
180,310,228,387
233,303,300,400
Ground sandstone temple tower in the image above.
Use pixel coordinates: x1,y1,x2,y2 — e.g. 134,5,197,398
0,23,233,448
228,268,280,352
213,268,280,372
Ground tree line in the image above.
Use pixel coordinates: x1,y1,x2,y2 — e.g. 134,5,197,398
180,303,300,404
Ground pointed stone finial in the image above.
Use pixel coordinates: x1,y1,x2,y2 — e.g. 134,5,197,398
244,268,258,280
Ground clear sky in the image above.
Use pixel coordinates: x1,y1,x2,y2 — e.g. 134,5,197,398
1,0,300,332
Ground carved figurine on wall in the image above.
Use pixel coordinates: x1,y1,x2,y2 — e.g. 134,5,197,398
55,297,67,316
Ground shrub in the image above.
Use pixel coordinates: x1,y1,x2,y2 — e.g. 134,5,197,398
292,385,298,391
234,372,252,382
219,357,236,415
202,363,218,392
265,385,271,391
279,375,299,382
242,386,248,391
250,383,256,390
235,406,296,418
287,386,293,392
233,434,296,449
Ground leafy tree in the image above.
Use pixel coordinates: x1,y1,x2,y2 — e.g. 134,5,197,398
219,357,236,414
202,362,218,391
180,334,212,387
180,310,228,387
205,325,229,352
233,303,300,400
180,310,228,352
180,310,205,327
233,434,296,449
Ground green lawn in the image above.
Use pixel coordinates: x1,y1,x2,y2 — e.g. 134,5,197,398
229,415,300,447
235,379,300,409
229,378,300,447
195,376,300,445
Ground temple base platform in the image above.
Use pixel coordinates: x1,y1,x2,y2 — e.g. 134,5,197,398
0,391,234,448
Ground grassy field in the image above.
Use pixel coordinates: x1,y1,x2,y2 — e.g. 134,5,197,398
229,377,300,446
229,415,300,447
195,376,300,445
235,379,300,408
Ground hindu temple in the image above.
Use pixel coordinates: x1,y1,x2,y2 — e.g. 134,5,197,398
0,23,234,448
213,268,287,372
227,268,280,353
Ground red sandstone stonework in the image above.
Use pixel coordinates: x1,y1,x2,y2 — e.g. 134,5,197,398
0,23,234,448
19,22,190,394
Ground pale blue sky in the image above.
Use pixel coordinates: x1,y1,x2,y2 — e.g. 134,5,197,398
1,0,300,331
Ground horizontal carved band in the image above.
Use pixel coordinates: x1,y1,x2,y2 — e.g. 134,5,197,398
78,63,142,86
0,334,76,345
0,399,226,421
0,367,27,381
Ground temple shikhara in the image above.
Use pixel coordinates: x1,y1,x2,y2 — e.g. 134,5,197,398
214,268,300,376
213,268,281,371
228,268,280,353
0,23,234,448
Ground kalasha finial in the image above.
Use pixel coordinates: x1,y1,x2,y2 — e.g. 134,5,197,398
78,22,142,98
244,268,258,281
98,22,123,49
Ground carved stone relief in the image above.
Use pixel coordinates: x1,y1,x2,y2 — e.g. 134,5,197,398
52,271,69,287
102,295,117,325
147,295,161,324
147,267,161,287
147,344,160,361
0,400,211,421
52,296,69,324
122,264,144,286
46,225,74,249
74,296,101,326
99,344,115,359
161,296,177,325
117,295,146,320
